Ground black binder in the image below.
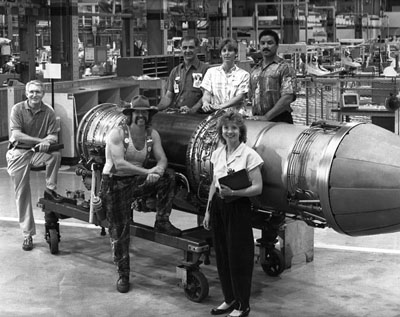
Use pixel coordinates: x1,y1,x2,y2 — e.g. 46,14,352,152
218,169,251,203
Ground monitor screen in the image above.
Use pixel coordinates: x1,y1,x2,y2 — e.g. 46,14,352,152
342,93,359,108
344,95,358,105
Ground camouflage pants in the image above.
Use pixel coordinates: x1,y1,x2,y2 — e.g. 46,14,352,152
99,169,175,276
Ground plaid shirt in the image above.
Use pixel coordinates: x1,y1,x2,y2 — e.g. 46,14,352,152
200,64,249,110
249,56,296,116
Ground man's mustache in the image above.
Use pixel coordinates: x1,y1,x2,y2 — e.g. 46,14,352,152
135,116,148,124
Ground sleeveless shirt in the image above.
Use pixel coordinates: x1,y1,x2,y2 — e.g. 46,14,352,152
103,126,152,176
124,129,147,168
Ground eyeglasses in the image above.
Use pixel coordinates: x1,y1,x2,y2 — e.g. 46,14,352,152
182,46,195,50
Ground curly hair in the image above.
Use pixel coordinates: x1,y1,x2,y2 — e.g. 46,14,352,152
216,112,247,145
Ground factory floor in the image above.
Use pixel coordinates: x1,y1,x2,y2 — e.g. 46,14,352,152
1,167,400,317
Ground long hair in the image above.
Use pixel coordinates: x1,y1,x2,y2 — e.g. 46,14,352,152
124,112,154,129
216,112,247,145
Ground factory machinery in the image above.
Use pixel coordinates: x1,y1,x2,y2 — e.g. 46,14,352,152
37,103,400,302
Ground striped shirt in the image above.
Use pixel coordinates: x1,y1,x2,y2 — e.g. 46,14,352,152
200,64,249,110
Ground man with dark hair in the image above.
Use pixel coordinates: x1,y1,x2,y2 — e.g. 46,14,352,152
100,95,181,293
158,35,209,113
6,80,62,251
249,29,297,123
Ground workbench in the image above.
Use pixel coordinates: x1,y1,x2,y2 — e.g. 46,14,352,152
331,107,400,134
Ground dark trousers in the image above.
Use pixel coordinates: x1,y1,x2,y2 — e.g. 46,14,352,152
211,195,254,310
271,111,293,124
99,169,175,276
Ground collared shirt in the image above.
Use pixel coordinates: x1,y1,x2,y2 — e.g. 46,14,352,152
9,100,58,144
166,58,209,109
211,142,263,190
200,64,250,110
249,55,296,116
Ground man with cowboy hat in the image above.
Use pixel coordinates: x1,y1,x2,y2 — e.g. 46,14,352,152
99,94,181,293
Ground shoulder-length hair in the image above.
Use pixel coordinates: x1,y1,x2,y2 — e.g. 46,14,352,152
216,112,247,145
124,112,154,129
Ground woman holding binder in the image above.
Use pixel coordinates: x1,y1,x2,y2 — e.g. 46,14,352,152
203,112,263,317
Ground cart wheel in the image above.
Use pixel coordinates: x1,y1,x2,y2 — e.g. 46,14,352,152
49,229,59,255
261,248,284,277
184,270,209,303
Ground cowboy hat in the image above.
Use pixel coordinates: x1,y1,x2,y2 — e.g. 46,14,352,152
122,95,158,116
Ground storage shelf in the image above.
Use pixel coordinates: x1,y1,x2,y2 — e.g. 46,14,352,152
332,77,399,134
43,79,141,159
117,54,206,78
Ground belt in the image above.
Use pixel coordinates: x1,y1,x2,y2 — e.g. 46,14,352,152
9,142,64,152
14,145,33,150
103,174,136,180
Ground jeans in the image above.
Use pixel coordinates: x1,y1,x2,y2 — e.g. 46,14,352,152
99,169,175,276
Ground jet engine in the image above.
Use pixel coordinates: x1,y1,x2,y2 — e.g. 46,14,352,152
77,103,400,237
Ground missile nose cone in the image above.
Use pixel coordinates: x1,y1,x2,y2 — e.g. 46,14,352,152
327,124,400,236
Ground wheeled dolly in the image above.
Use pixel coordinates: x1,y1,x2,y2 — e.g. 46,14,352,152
44,221,60,254
37,197,213,302
43,207,70,255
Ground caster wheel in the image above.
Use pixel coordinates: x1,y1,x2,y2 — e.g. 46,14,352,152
184,270,209,303
261,248,284,277
48,228,59,254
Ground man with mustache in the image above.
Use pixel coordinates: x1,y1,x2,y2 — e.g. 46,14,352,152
249,29,297,123
158,35,209,114
100,95,181,293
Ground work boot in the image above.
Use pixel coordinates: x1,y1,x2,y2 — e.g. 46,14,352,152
22,236,33,251
154,219,182,236
116,275,130,293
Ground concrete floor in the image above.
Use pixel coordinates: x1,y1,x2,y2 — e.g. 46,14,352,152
1,167,400,317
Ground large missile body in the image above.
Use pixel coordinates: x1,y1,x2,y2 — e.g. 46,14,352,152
77,104,400,237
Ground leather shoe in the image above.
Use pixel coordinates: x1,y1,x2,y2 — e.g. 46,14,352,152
210,302,235,315
227,307,250,317
116,275,130,293
44,189,64,203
